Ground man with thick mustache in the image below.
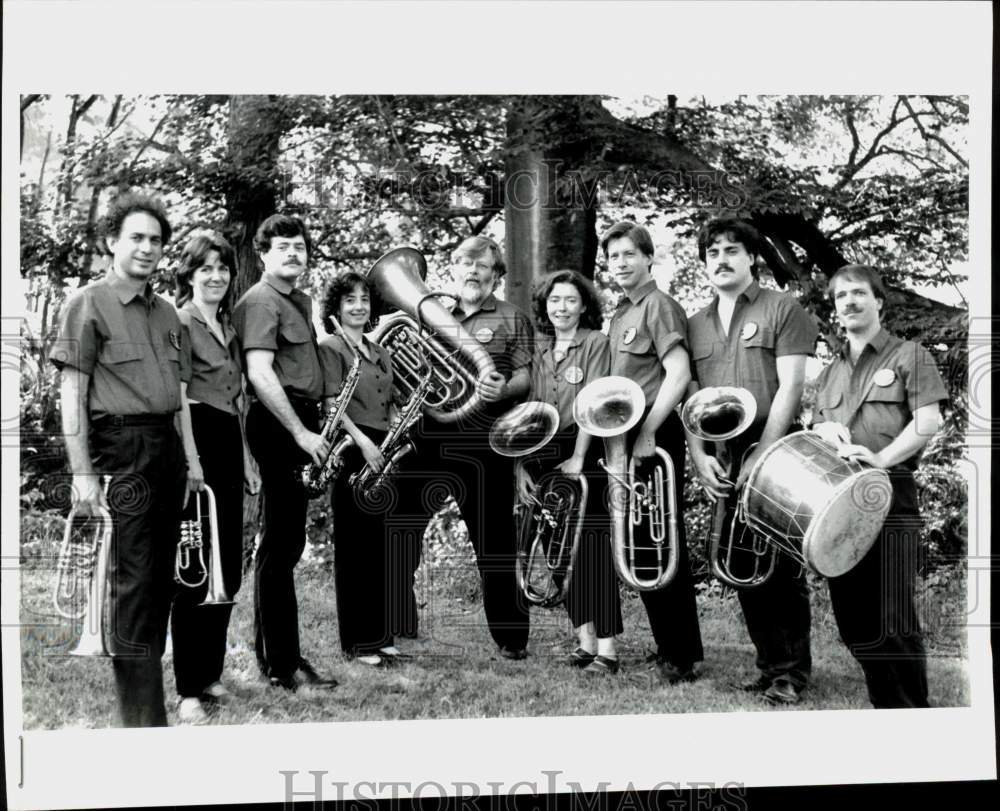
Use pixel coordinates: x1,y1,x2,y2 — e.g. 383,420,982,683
812,264,945,708
232,214,338,691
394,236,534,659
685,217,817,705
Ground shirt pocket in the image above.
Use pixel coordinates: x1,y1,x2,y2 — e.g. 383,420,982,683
99,341,145,365
741,325,775,350
864,379,906,404
279,320,312,347
620,334,653,357
815,390,843,420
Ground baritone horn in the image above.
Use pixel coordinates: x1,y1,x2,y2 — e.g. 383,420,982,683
490,401,585,607
176,484,233,605
681,385,775,588
573,376,679,592
53,476,112,657
366,246,496,423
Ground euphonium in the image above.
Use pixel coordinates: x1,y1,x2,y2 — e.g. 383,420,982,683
573,377,679,592
53,477,112,657
301,314,362,498
490,401,583,607
175,484,233,605
365,246,496,422
681,386,775,588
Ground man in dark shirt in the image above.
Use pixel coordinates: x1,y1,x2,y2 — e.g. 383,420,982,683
812,264,945,708
51,192,188,726
232,214,337,691
686,217,817,705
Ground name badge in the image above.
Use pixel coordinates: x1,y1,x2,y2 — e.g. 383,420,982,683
563,365,584,385
622,327,637,345
475,327,494,344
741,322,758,340
873,368,896,387
168,329,181,351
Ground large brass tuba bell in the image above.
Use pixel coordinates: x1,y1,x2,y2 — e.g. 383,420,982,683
489,401,585,607
681,385,775,588
366,247,496,423
573,377,679,592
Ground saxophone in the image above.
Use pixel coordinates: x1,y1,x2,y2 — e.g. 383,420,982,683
300,315,362,498
349,358,436,498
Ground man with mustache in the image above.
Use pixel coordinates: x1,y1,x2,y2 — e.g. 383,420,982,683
811,264,945,708
232,214,338,691
685,217,817,705
51,192,188,726
394,236,534,660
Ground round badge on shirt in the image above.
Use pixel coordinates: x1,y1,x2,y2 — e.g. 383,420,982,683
622,327,637,345
475,327,494,344
873,368,896,387
563,365,584,385
740,322,758,340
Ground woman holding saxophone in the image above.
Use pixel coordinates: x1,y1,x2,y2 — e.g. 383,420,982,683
526,270,623,675
172,231,260,724
318,272,404,668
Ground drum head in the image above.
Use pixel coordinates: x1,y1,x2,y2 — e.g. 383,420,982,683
802,468,892,577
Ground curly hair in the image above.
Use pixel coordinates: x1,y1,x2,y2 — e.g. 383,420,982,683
532,270,603,337
100,191,172,247
696,216,762,262
174,231,237,315
253,213,312,258
321,271,378,332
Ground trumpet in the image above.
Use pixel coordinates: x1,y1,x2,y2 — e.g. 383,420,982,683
490,401,583,607
366,246,496,423
573,377,679,592
53,477,112,657
681,386,775,588
176,484,233,605
301,314,362,498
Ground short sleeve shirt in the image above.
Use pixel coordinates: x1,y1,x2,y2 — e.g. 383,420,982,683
607,280,688,407
232,274,326,400
530,328,610,430
50,271,190,417
177,301,242,416
688,280,817,432
318,334,394,431
813,329,947,471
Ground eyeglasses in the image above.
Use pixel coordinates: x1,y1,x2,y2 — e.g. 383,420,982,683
454,256,494,272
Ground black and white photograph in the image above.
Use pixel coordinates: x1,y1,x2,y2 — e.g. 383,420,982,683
2,2,994,810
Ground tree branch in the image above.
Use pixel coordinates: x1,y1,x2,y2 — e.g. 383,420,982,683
900,96,969,168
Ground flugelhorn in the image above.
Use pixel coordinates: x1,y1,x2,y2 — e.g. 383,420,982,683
366,247,496,423
53,477,112,657
301,314,363,498
176,484,233,605
573,377,679,592
681,386,775,588
490,401,584,607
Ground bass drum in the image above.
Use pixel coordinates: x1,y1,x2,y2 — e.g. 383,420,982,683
739,431,893,577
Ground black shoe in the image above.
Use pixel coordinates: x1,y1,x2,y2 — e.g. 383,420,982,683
738,674,773,694
569,647,596,669
269,659,339,691
764,680,802,706
658,661,698,685
583,655,620,676
498,646,527,661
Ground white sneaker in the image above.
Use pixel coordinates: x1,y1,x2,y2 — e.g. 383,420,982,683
177,698,209,725
201,681,231,703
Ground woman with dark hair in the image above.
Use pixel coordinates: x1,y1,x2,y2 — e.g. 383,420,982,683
318,271,403,668
526,270,623,675
172,231,260,724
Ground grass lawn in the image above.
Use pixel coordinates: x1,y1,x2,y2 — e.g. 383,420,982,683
19,526,970,729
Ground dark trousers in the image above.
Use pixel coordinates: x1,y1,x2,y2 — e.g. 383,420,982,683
90,418,186,727
715,429,812,689
331,425,395,655
828,476,928,708
628,410,704,668
245,398,318,678
395,417,530,651
170,404,244,697
522,432,623,637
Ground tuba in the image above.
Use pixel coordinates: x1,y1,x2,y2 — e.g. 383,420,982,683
301,314,363,498
490,401,584,607
573,377,679,592
176,484,233,605
681,386,775,588
53,477,112,657
366,247,496,423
